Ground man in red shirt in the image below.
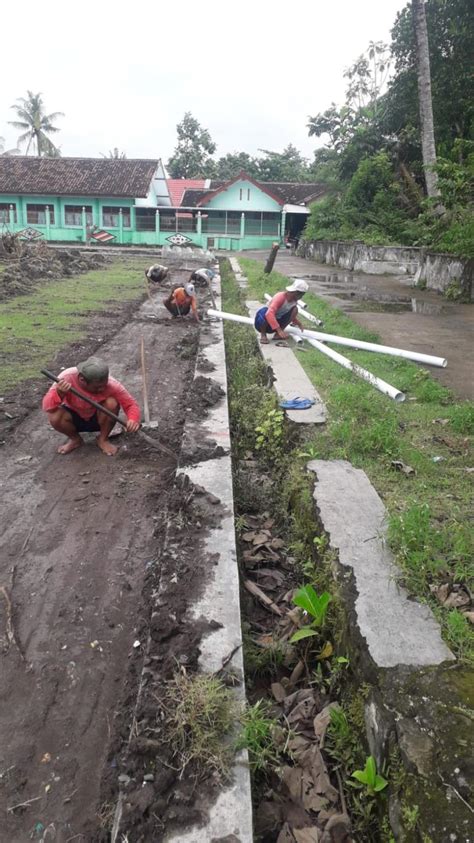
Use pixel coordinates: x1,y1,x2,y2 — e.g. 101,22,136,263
254,279,308,344
42,356,141,456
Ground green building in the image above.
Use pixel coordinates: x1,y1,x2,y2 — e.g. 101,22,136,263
0,156,325,250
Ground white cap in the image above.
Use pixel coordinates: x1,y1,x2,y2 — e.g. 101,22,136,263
286,279,309,293
185,282,195,295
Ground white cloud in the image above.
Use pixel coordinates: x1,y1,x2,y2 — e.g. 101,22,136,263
1,0,407,162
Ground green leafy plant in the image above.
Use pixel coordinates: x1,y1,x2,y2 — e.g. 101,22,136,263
290,584,331,642
255,408,285,456
351,755,388,795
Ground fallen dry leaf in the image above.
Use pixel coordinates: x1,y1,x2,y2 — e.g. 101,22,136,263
314,703,339,744
317,642,333,660
443,586,471,610
253,531,273,546
462,611,474,625
391,459,415,476
242,531,257,542
288,659,305,687
294,828,321,843
277,823,297,843
320,813,352,843
432,418,450,426
271,682,287,702
271,537,285,549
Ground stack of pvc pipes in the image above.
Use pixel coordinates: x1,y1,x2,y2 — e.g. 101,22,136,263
207,304,447,404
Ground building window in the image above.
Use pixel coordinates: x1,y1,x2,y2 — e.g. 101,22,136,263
247,189,251,200
26,204,55,225
102,206,131,227
0,203,16,223
65,205,93,226
239,189,243,200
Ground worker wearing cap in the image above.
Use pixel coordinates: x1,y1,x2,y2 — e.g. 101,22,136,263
190,267,216,287
254,280,308,344
42,357,141,456
145,264,169,284
163,282,199,322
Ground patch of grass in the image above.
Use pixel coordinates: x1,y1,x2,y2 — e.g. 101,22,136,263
236,700,284,773
0,257,145,393
243,632,286,679
238,257,474,662
163,671,236,780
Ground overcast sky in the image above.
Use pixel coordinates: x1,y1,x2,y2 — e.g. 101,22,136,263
1,0,408,166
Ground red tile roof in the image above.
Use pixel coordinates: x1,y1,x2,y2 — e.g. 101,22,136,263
167,179,206,207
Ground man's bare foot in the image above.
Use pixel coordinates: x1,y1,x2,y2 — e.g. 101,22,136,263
260,335,269,344
96,437,118,456
57,437,83,455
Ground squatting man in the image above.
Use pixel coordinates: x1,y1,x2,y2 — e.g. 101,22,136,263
254,279,308,344
42,356,140,456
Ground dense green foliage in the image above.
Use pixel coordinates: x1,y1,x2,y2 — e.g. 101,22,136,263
304,0,474,256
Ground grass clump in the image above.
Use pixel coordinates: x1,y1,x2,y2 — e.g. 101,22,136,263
164,671,236,779
236,700,284,773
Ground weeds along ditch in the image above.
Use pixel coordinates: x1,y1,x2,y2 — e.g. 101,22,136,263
221,258,394,842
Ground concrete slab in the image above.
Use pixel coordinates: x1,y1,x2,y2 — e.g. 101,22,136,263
246,300,327,424
308,459,454,668
165,273,253,843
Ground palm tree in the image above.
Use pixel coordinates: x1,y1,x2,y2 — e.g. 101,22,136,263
9,91,64,156
101,148,127,159
412,0,440,199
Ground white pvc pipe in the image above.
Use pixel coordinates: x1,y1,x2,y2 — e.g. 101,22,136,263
304,335,405,402
262,295,446,368
207,309,405,402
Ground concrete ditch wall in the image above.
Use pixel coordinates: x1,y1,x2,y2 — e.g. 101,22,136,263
309,459,473,842
298,239,473,299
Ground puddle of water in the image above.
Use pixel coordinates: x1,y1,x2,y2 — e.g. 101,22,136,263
292,276,448,316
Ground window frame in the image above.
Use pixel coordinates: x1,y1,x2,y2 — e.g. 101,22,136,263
64,204,93,227
102,206,131,228
26,203,55,225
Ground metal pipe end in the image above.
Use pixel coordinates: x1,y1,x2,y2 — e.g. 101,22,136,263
395,392,406,403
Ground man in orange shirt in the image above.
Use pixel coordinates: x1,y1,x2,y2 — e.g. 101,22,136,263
42,356,141,456
163,282,199,322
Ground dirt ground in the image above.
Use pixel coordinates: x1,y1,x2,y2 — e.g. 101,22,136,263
0,270,217,842
244,250,473,400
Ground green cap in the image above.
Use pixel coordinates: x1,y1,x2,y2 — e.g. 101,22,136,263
77,356,109,382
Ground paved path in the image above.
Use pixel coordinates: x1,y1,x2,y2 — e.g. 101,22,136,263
243,250,473,400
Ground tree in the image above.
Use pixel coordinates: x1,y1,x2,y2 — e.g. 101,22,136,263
101,148,127,159
213,152,260,181
256,144,311,181
9,91,64,156
412,0,440,198
385,0,473,161
167,112,216,178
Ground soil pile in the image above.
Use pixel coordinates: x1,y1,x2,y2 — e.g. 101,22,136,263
0,234,111,300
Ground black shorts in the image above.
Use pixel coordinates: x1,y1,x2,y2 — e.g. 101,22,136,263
62,405,101,433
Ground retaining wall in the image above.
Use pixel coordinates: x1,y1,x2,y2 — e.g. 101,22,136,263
298,239,473,299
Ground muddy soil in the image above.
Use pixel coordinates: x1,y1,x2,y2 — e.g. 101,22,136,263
0,271,219,842
244,250,474,400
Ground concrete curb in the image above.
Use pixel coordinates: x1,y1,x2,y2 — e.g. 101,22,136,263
166,270,253,842
247,300,327,425
228,256,327,425
308,458,453,668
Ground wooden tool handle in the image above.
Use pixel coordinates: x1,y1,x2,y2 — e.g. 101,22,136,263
40,368,126,428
